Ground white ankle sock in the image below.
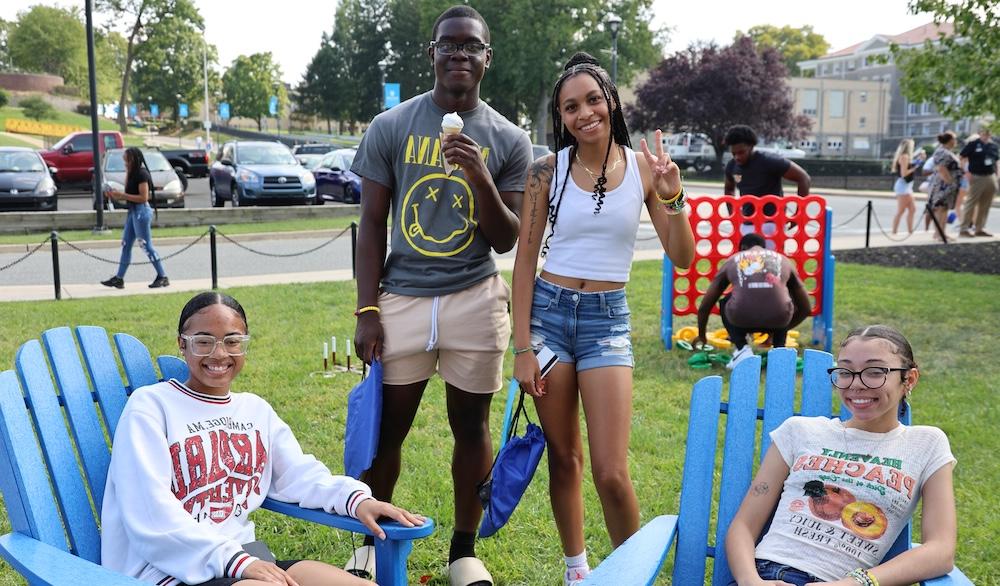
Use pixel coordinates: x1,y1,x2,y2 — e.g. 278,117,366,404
564,550,589,571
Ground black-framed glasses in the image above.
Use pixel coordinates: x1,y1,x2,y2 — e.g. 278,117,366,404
181,334,251,356
827,367,910,390
430,40,490,56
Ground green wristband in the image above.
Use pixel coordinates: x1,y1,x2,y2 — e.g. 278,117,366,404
512,346,533,355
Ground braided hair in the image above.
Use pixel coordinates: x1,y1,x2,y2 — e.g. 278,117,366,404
542,52,632,257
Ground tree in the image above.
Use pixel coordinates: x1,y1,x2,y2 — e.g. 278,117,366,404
629,36,811,168
95,30,128,104
0,88,8,109
131,4,217,123
222,53,286,130
737,24,829,76
296,32,349,133
8,6,87,87
20,96,57,121
891,0,1000,120
0,19,12,70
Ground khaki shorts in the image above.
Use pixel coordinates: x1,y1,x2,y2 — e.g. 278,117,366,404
378,274,511,393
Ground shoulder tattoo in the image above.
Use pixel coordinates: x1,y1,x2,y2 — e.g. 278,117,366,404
526,159,553,242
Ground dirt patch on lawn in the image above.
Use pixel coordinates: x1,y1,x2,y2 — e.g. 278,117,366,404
835,241,1000,275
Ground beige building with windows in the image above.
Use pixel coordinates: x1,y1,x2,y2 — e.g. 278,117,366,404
787,77,891,158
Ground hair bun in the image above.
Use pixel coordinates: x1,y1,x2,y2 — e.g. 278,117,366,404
564,52,600,71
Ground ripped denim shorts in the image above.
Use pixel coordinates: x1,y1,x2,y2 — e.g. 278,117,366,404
529,277,633,371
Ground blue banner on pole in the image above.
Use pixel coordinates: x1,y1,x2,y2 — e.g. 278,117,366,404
179,103,189,118
219,102,230,120
150,103,159,118
268,95,278,116
384,83,400,109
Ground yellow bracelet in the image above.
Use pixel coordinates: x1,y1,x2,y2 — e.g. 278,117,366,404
656,185,683,204
354,305,380,317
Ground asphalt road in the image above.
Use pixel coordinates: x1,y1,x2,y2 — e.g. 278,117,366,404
58,176,214,210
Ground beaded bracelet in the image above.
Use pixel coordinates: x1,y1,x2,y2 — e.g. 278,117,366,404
846,568,879,586
354,305,380,316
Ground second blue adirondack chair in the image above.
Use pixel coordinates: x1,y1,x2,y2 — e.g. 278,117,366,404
0,326,433,586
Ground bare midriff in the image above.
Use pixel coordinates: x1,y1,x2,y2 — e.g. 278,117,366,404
539,270,624,292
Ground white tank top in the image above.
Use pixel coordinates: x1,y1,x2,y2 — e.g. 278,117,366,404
541,146,645,282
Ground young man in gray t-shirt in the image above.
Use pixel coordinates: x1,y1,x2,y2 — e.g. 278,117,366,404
348,5,532,584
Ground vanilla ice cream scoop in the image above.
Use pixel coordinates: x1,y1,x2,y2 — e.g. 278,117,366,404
441,112,464,134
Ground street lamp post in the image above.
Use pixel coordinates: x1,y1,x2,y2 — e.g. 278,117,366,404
176,93,183,146
378,59,388,111
605,13,622,85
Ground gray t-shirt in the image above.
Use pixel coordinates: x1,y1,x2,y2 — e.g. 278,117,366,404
352,91,532,296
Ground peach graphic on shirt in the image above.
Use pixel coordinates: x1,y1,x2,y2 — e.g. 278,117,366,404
803,480,855,521
841,501,888,540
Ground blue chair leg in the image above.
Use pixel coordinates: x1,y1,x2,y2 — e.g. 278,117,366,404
373,538,413,586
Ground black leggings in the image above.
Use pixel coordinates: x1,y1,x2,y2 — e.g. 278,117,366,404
719,295,788,350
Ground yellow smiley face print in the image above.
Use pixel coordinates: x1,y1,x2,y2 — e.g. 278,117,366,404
401,172,478,257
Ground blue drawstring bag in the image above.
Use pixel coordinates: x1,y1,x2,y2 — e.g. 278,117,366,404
477,385,545,538
344,360,382,479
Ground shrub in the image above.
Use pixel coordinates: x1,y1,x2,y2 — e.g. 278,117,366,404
0,89,8,109
52,85,81,97
20,96,57,121
75,102,91,115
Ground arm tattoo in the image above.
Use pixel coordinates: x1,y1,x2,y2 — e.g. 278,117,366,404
751,482,769,497
526,159,554,243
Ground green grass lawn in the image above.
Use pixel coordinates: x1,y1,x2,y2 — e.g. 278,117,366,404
0,261,996,584
0,134,37,148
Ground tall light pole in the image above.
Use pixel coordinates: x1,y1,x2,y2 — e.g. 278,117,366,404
85,0,106,231
606,13,622,85
203,41,211,152
176,93,183,146
378,59,389,111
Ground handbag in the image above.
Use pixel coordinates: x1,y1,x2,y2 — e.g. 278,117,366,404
343,360,382,479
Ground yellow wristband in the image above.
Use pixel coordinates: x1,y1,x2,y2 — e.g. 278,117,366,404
656,185,683,204
354,305,380,317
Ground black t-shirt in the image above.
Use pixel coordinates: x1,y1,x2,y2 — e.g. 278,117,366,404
959,139,998,176
726,151,792,216
125,168,152,209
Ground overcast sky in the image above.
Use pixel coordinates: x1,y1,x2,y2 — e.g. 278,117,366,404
2,1,934,85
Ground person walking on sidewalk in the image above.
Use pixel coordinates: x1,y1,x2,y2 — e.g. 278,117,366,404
890,138,920,234
349,6,532,585
958,125,998,237
100,147,169,289
927,131,962,241
695,233,811,370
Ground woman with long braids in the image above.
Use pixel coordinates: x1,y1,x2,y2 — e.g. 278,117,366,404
511,52,694,585
101,147,170,289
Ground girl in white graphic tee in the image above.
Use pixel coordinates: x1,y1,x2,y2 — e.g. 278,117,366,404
101,292,424,586
726,325,956,585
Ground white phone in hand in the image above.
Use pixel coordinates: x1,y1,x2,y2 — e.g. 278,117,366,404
535,344,558,378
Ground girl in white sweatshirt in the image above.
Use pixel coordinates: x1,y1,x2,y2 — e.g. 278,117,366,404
101,292,424,586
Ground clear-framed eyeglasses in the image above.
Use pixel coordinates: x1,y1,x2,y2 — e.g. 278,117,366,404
429,40,490,56
181,334,251,356
827,366,910,390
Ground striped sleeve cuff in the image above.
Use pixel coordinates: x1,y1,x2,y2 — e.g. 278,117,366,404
346,489,374,519
225,551,259,579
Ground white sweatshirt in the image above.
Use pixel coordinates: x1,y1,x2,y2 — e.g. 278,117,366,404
101,380,373,585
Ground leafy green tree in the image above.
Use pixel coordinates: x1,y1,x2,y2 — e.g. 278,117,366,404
20,96,57,121
0,19,12,70
737,24,830,76
131,5,218,123
95,30,128,104
222,53,286,130
8,6,87,87
297,33,349,133
385,0,452,102
891,0,999,120
0,88,8,109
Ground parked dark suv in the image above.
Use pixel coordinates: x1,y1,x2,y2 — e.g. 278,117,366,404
209,141,316,207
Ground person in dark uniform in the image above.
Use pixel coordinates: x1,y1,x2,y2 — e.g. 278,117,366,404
958,125,998,237
723,125,811,224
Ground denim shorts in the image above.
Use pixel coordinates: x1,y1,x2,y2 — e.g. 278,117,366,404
529,277,633,371
726,559,821,586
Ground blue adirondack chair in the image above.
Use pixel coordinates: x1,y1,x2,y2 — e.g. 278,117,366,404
582,347,972,586
0,326,433,586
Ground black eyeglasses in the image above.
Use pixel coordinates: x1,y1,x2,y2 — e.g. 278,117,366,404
430,41,490,56
827,367,910,390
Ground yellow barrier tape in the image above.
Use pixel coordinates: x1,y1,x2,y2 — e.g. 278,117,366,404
4,118,83,138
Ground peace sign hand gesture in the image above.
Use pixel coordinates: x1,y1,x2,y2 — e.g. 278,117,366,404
640,129,682,198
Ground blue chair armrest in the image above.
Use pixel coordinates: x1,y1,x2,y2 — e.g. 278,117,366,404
0,532,143,585
581,515,678,586
909,543,974,586
261,498,435,540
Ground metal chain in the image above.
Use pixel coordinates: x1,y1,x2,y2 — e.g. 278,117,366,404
0,238,48,272
831,203,869,229
56,230,210,265
215,226,350,258
869,207,917,242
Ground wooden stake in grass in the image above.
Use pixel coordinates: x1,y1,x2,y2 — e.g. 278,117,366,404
323,341,329,372
331,336,337,366
346,338,352,372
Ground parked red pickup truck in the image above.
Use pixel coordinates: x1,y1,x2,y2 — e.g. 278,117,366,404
39,131,124,186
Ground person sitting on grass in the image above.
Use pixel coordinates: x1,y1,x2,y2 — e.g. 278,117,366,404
726,324,956,586
101,291,424,586
696,233,811,370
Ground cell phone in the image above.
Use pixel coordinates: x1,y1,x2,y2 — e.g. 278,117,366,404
535,345,558,378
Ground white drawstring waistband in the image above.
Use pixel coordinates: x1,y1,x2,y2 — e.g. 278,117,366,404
425,296,440,352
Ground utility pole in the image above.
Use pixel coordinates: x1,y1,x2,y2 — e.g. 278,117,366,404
203,42,211,153
85,0,106,231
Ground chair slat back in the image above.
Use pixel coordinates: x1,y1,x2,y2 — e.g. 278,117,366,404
113,333,163,389
14,340,101,563
76,326,129,438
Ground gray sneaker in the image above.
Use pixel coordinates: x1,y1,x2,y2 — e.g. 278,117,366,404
726,345,755,370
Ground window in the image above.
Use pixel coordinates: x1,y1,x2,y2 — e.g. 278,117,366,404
921,103,932,115
829,91,845,118
858,116,867,128
70,135,93,151
907,125,916,136
826,139,844,151
103,135,118,151
852,138,870,150
822,64,830,75
859,91,868,103
848,60,856,70
833,63,841,73
862,56,870,68
802,90,818,116
922,122,932,135
908,103,918,116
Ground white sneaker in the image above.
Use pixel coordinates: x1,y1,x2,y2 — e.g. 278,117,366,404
345,545,375,580
565,567,590,586
726,345,755,370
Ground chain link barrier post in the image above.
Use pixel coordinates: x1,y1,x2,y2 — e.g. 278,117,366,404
50,231,61,300
209,225,218,290
865,200,873,249
351,221,357,279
